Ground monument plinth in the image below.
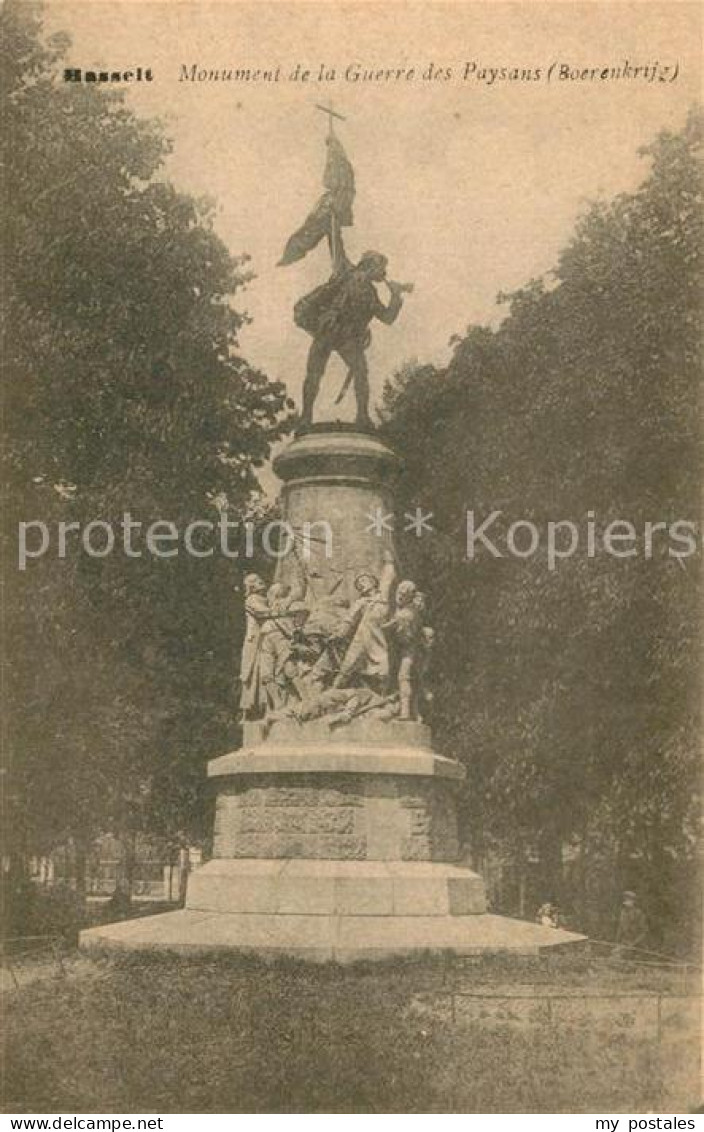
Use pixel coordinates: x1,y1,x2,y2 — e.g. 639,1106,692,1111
81,429,583,960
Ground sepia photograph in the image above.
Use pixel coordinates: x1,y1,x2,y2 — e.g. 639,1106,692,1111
1,0,702,1118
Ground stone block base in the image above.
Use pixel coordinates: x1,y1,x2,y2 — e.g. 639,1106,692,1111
80,908,585,962
210,757,462,862
80,856,586,962
186,858,487,917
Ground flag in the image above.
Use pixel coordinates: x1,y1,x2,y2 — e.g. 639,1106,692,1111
278,135,355,266
322,134,354,226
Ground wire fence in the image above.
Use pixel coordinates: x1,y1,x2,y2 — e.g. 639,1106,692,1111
417,982,700,1113
429,983,700,1035
0,934,67,988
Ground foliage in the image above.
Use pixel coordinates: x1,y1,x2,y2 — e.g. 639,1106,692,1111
2,873,87,943
1,3,292,865
380,111,702,938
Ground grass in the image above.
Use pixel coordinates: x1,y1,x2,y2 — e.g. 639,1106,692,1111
3,952,700,1113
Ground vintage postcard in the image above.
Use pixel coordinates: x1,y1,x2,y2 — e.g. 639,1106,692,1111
2,0,701,1118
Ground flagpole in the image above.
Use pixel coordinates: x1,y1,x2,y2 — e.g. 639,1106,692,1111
328,114,340,271
316,102,345,273
330,212,341,273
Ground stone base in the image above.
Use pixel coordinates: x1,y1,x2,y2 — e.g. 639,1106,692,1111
209,740,461,779
237,718,437,755
77,428,590,964
209,748,465,862
186,859,487,916
79,907,584,963
80,857,585,962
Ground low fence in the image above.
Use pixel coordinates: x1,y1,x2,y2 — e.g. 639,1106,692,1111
0,934,66,988
405,985,700,1112
417,983,699,1039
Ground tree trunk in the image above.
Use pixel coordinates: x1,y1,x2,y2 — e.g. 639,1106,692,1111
124,832,136,904
538,828,563,904
574,820,589,934
112,832,136,910
518,866,527,919
73,838,88,896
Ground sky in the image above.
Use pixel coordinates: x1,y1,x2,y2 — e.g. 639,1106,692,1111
44,0,701,423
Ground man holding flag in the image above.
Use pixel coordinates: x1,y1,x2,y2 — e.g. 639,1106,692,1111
278,108,412,431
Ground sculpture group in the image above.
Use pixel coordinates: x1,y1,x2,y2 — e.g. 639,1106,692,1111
237,107,427,732
240,554,434,730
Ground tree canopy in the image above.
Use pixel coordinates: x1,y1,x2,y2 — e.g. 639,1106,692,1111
380,110,702,941
2,2,292,873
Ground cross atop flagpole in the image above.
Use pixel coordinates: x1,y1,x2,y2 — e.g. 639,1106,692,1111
315,102,346,137
314,103,347,268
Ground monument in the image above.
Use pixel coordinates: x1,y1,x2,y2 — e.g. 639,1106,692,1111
81,110,582,960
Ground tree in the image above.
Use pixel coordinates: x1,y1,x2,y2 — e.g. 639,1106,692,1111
380,111,701,946
1,2,292,889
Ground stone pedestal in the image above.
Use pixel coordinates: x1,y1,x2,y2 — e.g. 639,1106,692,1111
81,428,583,959
209,725,462,864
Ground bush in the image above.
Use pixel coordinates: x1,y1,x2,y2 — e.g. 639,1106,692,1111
2,877,87,945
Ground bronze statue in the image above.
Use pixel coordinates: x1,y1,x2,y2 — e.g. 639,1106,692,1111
295,248,408,430
278,106,412,430
238,569,306,718
332,552,397,691
382,582,434,720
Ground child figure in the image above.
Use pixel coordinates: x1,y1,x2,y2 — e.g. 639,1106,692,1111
383,580,427,720
414,593,435,723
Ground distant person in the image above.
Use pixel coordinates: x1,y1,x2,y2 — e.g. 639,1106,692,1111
177,846,190,905
536,901,560,929
614,890,648,958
